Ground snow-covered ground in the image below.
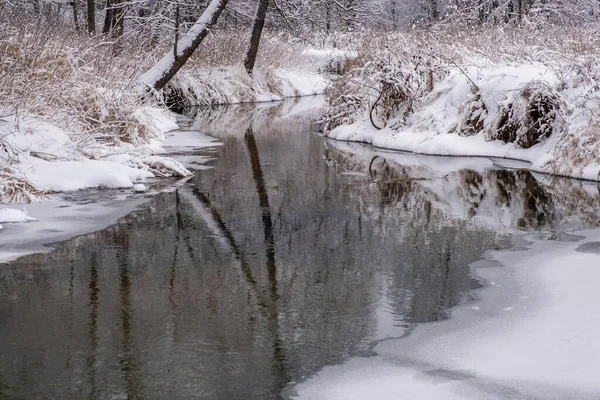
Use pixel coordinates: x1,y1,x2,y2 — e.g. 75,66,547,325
0,112,222,263
169,62,330,107
289,228,600,399
328,61,600,181
0,107,196,194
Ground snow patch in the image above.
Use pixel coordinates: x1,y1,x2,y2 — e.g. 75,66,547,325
290,229,600,400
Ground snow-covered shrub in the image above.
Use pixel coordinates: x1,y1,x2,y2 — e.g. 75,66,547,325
318,29,450,135
0,167,45,203
456,92,487,137
366,61,418,129
320,94,365,133
490,81,565,149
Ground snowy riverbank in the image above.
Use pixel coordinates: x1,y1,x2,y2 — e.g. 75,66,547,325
0,116,223,262
0,107,198,196
321,27,600,182
1,13,343,203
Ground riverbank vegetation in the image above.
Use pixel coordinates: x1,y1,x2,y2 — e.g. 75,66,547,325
1,0,600,202
321,21,600,180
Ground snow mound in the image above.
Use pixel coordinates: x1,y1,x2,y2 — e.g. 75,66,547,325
0,208,36,223
0,106,205,200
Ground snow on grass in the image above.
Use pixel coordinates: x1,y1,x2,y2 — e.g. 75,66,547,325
0,106,209,200
170,65,328,107
321,27,600,182
290,229,600,400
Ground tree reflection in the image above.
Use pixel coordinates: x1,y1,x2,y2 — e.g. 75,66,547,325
1,106,599,400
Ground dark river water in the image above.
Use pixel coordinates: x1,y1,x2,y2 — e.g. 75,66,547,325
1,100,599,400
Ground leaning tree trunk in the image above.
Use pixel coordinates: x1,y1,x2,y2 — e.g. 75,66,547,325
243,0,269,75
139,0,230,92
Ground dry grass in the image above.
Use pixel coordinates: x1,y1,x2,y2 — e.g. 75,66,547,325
320,23,600,179
0,15,158,144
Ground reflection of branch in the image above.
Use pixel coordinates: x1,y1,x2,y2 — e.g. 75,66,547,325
179,185,292,385
244,127,290,385
167,191,184,343
179,187,268,310
244,128,278,304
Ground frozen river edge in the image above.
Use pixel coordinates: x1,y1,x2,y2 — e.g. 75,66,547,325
0,121,222,264
289,229,600,400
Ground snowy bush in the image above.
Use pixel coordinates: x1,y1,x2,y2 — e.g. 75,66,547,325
320,24,600,181
490,81,565,149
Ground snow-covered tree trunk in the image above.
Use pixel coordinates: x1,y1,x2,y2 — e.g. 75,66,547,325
139,0,230,92
243,0,269,75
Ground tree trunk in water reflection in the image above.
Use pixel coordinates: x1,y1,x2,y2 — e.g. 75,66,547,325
244,127,289,386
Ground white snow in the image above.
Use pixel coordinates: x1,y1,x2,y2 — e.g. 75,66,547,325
0,193,149,263
327,62,600,181
22,159,154,191
0,207,36,230
162,129,223,152
290,229,600,400
0,208,36,223
132,183,146,192
0,106,219,198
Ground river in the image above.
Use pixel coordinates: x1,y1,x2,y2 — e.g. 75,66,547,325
1,98,599,399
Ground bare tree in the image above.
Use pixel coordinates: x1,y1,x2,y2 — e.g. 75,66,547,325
73,0,80,30
102,0,125,37
243,0,269,75
87,0,96,34
139,0,230,92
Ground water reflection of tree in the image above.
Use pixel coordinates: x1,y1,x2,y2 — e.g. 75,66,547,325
326,142,600,230
5,119,600,399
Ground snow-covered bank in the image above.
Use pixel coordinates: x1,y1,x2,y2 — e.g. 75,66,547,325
290,228,600,400
322,27,600,182
166,63,329,108
0,107,218,201
0,119,222,263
